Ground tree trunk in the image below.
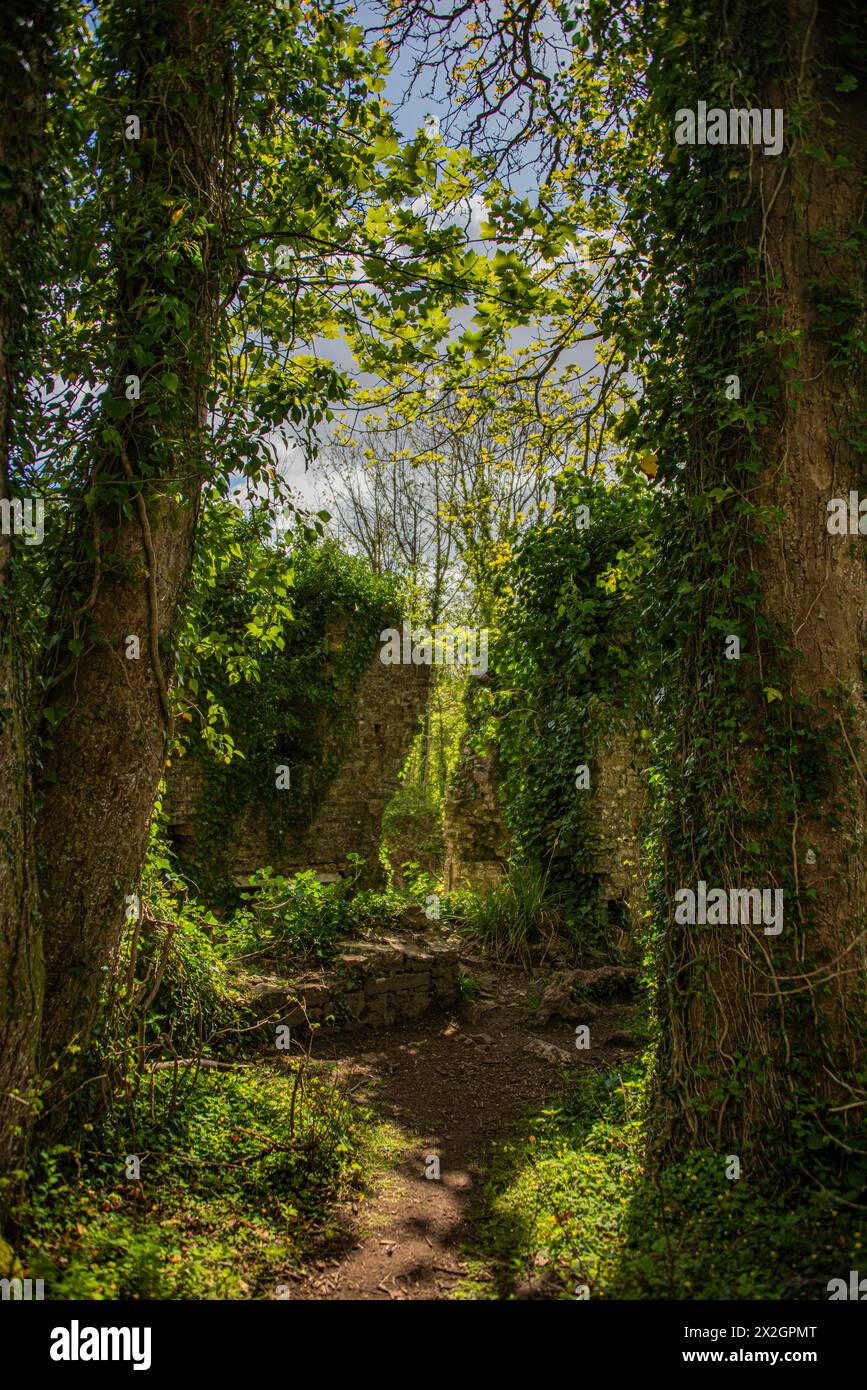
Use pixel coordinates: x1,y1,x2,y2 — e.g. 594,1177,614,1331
36,0,232,1123
0,2,59,1223
651,0,867,1162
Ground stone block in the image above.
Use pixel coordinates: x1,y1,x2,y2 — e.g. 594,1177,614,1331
364,976,393,996
433,980,458,1002
337,954,372,974
401,943,433,965
299,983,331,1007
363,998,395,1027
341,991,364,1018
389,972,431,992
395,991,430,1021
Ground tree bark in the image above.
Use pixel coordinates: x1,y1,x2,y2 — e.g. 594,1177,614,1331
36,0,232,1123
0,1,59,1224
652,0,867,1160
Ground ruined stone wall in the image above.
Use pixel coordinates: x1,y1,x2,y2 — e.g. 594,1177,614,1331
165,648,430,890
442,743,511,892
442,728,647,945
587,729,648,947
244,929,460,1032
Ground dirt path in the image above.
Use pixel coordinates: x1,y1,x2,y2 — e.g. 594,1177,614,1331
287,955,640,1300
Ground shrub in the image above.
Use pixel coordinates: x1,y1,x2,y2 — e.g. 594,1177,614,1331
446,862,564,966
101,836,242,1053
224,866,407,970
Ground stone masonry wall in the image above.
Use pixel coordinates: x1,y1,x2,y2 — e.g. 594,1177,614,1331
588,728,647,938
243,930,460,1032
442,726,647,947
442,743,511,892
165,646,430,890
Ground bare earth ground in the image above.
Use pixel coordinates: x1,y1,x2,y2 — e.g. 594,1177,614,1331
286,954,640,1300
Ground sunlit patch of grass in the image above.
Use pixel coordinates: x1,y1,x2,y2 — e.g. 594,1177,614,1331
458,1067,644,1299
460,1059,867,1301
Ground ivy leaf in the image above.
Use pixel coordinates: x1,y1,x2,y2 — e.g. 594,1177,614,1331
764,686,783,703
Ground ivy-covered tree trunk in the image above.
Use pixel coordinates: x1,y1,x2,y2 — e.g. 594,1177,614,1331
36,0,233,1110
0,2,59,1221
647,0,867,1163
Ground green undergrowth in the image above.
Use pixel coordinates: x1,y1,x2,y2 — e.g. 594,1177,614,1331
19,1065,384,1300
459,1059,867,1301
122,845,244,1060
443,863,566,966
443,861,615,968
223,865,410,972
14,844,413,1301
